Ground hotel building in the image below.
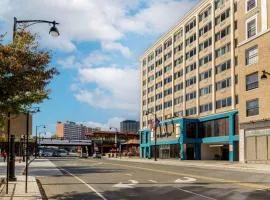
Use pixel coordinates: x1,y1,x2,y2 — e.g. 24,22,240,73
139,0,270,163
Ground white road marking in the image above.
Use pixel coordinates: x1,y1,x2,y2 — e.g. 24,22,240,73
148,180,158,183
113,180,139,188
59,167,107,200
174,177,197,183
174,186,217,200
125,173,133,176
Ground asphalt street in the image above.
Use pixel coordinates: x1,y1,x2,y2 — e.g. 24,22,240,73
30,157,270,200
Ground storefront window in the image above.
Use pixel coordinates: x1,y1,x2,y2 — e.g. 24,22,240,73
199,117,229,138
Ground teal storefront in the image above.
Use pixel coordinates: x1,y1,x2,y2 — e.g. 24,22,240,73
140,111,239,162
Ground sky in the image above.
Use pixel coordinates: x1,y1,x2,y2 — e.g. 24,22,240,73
0,0,199,135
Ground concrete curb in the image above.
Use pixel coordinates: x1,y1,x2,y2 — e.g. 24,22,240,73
105,158,270,174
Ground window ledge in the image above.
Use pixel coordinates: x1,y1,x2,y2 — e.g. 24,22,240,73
238,29,270,47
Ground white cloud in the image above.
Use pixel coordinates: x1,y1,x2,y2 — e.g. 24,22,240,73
74,66,139,112
118,0,199,35
101,41,131,57
79,117,125,130
0,0,198,54
57,56,81,69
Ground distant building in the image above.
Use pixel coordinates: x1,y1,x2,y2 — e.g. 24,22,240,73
56,121,101,140
120,120,140,133
0,113,32,139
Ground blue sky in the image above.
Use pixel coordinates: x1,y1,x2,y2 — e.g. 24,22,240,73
0,0,198,135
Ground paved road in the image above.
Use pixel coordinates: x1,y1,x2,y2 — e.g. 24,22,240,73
34,158,270,200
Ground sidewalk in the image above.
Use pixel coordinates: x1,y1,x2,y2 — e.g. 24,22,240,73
106,157,270,174
0,176,41,200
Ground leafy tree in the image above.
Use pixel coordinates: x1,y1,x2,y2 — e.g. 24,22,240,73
0,31,58,126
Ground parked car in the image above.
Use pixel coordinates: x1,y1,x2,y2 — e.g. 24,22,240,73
42,149,54,157
58,149,68,157
93,152,102,159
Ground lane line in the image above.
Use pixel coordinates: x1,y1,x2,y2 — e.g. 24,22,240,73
96,161,270,190
59,167,107,200
174,186,217,200
148,180,158,183
125,173,133,176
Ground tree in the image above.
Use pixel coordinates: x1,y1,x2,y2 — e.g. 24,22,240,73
0,31,58,126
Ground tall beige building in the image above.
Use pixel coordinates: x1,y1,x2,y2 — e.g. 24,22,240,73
139,0,270,163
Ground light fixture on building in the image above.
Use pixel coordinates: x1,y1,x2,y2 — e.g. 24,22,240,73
261,70,270,80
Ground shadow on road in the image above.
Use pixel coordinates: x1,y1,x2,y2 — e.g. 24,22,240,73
46,184,270,200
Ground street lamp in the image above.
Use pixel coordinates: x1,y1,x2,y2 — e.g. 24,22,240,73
13,17,60,40
261,70,270,80
145,111,160,161
5,17,59,195
35,125,46,158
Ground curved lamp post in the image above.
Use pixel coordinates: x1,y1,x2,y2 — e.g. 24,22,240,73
6,17,60,195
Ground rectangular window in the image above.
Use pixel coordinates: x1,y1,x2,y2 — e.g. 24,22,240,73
215,43,231,58
164,100,172,109
174,43,183,54
215,0,225,10
174,96,183,105
156,104,163,111
156,93,163,100
164,38,172,50
199,54,212,67
186,76,196,87
199,69,212,81
247,18,256,38
185,19,196,33
246,72,258,91
174,69,183,80
164,76,172,85
186,48,196,60
246,99,259,116
199,7,211,22
155,58,162,66
215,26,230,41
216,78,231,91
164,64,172,73
247,0,256,11
215,8,230,25
156,81,162,89
148,53,154,62
164,88,172,96
174,83,183,92
174,29,183,41
155,70,162,78
155,46,162,56
186,91,196,101
199,38,212,52
199,85,212,96
185,34,196,46
148,64,154,72
200,103,213,113
246,46,258,65
186,107,197,116
199,22,212,37
164,51,172,61
216,97,232,109
185,62,196,74
174,56,183,67
215,60,231,74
